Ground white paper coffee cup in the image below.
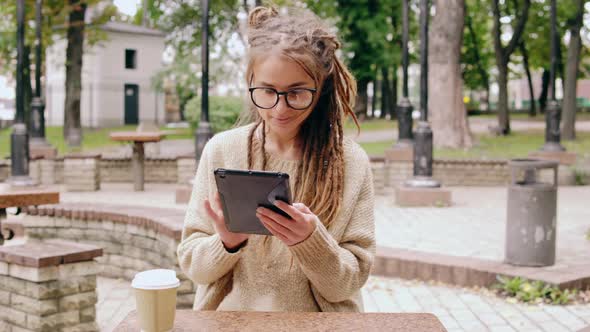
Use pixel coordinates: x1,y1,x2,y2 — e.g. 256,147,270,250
132,269,180,332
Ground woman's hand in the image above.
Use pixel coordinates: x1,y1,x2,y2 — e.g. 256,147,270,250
204,192,249,251
256,201,317,246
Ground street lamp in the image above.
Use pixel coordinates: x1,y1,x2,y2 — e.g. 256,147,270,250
394,0,413,148
405,0,440,188
195,0,213,162
30,0,55,158
10,0,34,186
541,0,565,152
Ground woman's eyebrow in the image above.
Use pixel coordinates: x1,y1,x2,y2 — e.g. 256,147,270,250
258,81,311,88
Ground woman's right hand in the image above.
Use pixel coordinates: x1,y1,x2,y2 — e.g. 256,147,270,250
204,192,249,251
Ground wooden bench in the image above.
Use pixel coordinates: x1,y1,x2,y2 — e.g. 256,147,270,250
0,239,102,332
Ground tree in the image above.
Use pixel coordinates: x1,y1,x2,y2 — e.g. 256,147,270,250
518,41,536,116
491,0,530,135
562,0,586,140
462,0,493,101
0,0,116,147
63,0,86,147
429,0,472,148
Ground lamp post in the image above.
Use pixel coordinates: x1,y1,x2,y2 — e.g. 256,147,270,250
541,0,565,152
30,0,51,151
405,0,439,188
10,0,33,186
195,0,213,163
394,0,413,148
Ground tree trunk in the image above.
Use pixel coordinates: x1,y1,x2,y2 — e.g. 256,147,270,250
492,0,530,135
64,0,86,147
562,0,584,140
429,0,472,148
497,66,511,134
371,78,378,118
519,42,536,117
380,67,390,119
390,65,398,119
539,68,550,113
354,78,369,120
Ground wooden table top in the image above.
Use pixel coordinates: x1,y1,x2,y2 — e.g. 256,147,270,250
0,189,59,208
109,131,165,143
113,310,447,332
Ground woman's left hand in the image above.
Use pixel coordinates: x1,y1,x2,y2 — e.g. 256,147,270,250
256,201,318,246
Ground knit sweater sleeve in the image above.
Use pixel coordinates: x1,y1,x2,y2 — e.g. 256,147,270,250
176,139,244,285
288,162,375,303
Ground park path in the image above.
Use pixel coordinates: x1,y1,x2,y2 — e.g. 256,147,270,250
56,183,590,332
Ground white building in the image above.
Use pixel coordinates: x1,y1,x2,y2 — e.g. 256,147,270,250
45,21,166,128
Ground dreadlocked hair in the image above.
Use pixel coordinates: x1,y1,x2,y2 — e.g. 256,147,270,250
239,6,359,228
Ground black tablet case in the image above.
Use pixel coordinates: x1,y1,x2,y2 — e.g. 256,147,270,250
214,168,292,235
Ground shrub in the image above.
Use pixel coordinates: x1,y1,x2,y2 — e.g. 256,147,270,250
185,95,245,133
494,275,577,305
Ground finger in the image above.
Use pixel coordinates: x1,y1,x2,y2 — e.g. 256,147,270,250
257,207,296,231
257,213,293,239
273,200,306,221
259,218,290,242
292,202,312,214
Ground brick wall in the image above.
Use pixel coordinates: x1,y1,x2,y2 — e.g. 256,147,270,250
0,259,99,331
99,158,177,183
371,158,511,195
23,214,195,309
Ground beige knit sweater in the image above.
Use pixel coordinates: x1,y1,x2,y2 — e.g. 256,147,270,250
177,124,375,312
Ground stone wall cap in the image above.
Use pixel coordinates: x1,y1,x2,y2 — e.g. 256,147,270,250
65,153,102,159
0,190,59,208
0,239,102,267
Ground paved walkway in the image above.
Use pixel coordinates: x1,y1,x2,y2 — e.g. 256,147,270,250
59,183,590,331
97,275,590,332
60,183,590,265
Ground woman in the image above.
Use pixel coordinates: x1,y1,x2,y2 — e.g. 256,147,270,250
177,6,375,312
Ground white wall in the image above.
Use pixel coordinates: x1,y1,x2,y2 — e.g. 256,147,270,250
45,30,165,128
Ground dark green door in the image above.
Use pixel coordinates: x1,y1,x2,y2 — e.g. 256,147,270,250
124,84,139,125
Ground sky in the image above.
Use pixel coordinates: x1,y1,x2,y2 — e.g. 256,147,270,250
113,0,140,17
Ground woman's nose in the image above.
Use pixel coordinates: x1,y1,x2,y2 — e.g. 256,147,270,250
274,94,290,112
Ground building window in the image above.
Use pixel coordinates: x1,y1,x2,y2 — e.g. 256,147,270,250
125,49,136,69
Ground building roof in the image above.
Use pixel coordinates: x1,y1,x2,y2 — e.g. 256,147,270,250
101,21,165,37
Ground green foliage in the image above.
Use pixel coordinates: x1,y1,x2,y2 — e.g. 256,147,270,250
185,95,244,133
0,0,118,77
494,276,577,305
462,0,494,91
306,0,406,83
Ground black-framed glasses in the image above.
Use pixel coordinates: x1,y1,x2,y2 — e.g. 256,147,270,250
249,87,317,110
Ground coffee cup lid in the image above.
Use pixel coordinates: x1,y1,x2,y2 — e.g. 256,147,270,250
132,269,180,290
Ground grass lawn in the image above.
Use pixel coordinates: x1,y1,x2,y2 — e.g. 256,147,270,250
0,125,194,159
360,130,590,160
471,112,590,122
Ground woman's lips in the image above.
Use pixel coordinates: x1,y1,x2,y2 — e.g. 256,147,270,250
272,117,292,125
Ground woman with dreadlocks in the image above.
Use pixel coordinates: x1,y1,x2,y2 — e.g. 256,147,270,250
177,6,375,312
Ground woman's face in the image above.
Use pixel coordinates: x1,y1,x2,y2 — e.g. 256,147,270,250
250,54,317,137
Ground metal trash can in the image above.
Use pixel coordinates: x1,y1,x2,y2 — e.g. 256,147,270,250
505,158,559,267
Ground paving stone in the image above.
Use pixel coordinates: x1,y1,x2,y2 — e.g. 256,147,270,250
487,325,517,332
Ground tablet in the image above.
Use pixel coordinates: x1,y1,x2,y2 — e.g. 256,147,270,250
214,168,292,235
